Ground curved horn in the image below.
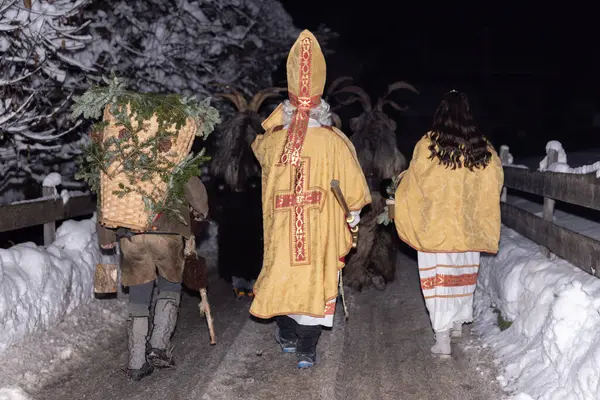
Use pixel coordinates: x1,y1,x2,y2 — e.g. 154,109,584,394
376,98,409,112
375,81,418,111
331,86,372,112
214,92,248,112
330,112,343,129
386,81,419,96
249,87,287,112
326,76,353,97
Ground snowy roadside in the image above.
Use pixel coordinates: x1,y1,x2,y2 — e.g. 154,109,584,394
466,140,600,399
473,226,600,399
0,216,104,352
0,298,127,397
0,214,219,399
0,215,127,398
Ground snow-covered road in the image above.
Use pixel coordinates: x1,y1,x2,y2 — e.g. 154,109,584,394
29,249,504,400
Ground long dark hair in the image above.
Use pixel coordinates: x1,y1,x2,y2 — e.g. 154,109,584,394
428,90,492,170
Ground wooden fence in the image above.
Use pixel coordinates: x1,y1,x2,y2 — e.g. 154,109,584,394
501,149,600,277
1,156,600,277
0,192,96,246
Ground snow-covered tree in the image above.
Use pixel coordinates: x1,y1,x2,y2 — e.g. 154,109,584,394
0,0,335,204
76,0,303,97
0,0,96,201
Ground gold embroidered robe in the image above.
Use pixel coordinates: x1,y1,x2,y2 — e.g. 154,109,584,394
249,119,371,319
394,135,504,254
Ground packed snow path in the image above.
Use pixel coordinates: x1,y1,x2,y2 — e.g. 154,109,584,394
36,250,505,400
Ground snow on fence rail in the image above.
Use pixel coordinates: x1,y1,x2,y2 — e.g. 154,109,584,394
0,193,96,246
501,147,600,277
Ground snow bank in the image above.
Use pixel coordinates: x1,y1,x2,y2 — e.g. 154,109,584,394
0,387,32,400
0,216,102,353
474,227,600,399
0,297,126,394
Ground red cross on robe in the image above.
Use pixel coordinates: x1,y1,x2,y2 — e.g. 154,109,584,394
274,158,325,265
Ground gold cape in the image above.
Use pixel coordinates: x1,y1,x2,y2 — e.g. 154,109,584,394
249,29,370,319
394,135,504,254
249,121,371,319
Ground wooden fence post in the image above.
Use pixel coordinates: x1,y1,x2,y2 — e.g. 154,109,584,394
42,186,56,246
499,146,510,202
543,149,558,221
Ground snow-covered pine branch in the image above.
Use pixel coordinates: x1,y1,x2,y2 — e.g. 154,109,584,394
74,0,301,98
0,0,96,200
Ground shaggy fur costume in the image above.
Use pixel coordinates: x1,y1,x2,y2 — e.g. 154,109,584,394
207,111,264,287
329,80,417,290
344,111,407,290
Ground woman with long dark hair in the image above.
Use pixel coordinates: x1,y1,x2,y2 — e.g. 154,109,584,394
390,91,504,358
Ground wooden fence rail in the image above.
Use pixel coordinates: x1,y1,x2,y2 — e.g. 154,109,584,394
0,194,96,245
503,168,600,213
502,164,600,277
0,162,598,275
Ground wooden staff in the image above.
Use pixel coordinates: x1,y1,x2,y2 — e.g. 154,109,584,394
183,235,216,345
199,288,216,345
330,180,359,248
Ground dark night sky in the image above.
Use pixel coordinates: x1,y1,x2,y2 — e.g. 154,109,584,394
277,2,600,159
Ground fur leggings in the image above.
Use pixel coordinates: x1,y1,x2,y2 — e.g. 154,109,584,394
128,276,182,317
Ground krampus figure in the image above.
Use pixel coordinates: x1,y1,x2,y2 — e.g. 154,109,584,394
208,86,285,297
331,80,418,290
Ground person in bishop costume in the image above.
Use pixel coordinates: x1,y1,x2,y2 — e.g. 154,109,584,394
390,90,504,358
249,30,371,369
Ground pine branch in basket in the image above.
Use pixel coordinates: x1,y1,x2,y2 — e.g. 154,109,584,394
72,76,220,225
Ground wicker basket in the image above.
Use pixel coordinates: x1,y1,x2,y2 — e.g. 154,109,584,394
98,104,198,232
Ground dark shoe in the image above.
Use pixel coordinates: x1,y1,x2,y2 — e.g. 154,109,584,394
296,353,316,369
246,280,256,298
233,288,246,298
147,347,175,369
275,326,297,353
296,323,321,357
126,362,154,381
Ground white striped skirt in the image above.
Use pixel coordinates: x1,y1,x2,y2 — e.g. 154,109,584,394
417,251,480,332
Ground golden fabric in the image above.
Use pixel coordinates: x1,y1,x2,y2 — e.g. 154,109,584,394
278,30,327,168
250,122,371,319
286,30,326,100
394,135,504,254
249,29,369,320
